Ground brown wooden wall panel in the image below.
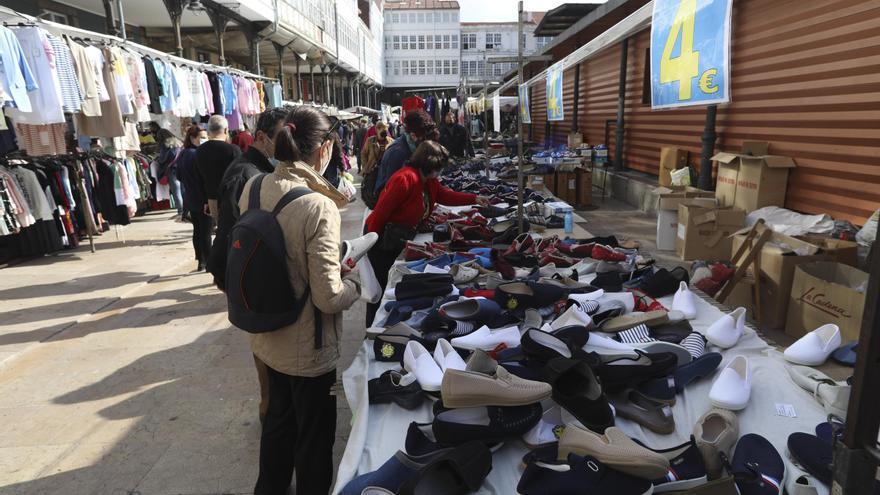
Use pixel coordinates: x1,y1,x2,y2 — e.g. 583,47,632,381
527,0,880,224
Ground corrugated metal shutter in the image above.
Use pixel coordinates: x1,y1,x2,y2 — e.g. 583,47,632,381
538,0,880,224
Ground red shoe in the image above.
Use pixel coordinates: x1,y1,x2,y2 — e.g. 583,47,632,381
710,262,735,283
464,288,496,298
491,249,516,279
591,244,626,262
631,289,667,312
504,233,536,257
449,224,465,242
458,224,495,241
404,242,443,261
558,242,595,258
536,235,560,254
540,249,577,268
696,277,723,297
471,214,489,225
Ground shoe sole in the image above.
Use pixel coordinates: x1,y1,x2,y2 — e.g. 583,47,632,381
782,354,827,367
442,391,552,409
653,476,707,493
709,397,748,411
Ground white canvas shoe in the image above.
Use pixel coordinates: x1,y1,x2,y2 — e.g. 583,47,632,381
340,232,378,270
582,332,639,357
597,292,635,313
568,290,606,305
784,324,841,366
705,307,747,349
403,341,444,391
550,303,593,330
450,325,521,351
570,259,598,277
672,281,697,320
709,355,751,410
433,338,467,372
522,402,582,448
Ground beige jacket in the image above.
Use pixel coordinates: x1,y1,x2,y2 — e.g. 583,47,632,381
239,161,359,377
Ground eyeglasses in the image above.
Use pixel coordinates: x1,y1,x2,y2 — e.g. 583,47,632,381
321,118,342,143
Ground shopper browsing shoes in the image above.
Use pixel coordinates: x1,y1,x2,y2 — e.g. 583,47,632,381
363,141,489,326
240,106,361,495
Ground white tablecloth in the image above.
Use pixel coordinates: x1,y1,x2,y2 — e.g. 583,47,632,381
333,273,830,494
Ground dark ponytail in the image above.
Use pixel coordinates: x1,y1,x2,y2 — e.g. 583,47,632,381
274,106,332,163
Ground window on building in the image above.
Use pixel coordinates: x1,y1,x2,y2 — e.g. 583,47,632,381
452,34,459,49
40,9,69,25
418,35,425,49
425,12,433,23
486,33,502,50
393,35,400,50
451,12,458,22
385,12,391,23
462,33,476,50
416,12,424,23
384,36,390,50
418,60,426,75
426,35,433,50
536,36,552,50
400,36,408,50
478,60,485,76
441,34,450,49
394,60,400,76
386,60,391,75
409,12,417,23
392,13,399,23
451,62,458,75
426,60,434,75
441,12,449,22
402,60,409,75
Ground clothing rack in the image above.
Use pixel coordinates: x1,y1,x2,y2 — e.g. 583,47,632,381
0,5,277,83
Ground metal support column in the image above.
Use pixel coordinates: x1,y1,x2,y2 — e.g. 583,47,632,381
294,57,302,101
349,80,355,109
207,9,230,65
613,37,628,171
698,105,718,190
324,65,331,105
102,0,117,37
515,1,526,233
115,0,126,39
834,239,880,495
571,63,580,132
309,62,316,103
246,32,262,75
273,42,285,92
161,0,184,56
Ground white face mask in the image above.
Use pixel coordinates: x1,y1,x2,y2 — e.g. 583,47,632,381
318,141,332,175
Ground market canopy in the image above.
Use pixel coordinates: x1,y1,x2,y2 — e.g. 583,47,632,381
343,106,382,116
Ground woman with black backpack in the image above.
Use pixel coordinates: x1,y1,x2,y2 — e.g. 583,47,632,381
237,106,361,495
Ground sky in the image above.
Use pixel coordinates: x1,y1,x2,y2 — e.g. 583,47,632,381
457,0,608,23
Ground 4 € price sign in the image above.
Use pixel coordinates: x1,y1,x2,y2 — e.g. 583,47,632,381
650,0,733,109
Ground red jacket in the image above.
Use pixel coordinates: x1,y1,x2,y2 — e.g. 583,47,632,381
365,165,476,234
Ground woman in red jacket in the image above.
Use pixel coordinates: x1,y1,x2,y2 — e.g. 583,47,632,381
364,141,488,326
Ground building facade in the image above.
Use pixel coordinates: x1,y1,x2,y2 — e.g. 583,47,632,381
460,14,550,86
382,0,462,94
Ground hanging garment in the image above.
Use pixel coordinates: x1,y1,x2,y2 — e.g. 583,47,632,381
75,48,126,138
4,27,65,125
3,165,53,221
46,34,83,114
201,72,215,115
12,122,67,156
401,96,424,120
142,56,164,114
65,36,101,117
207,72,223,115
109,46,134,116
0,25,38,113
85,45,111,102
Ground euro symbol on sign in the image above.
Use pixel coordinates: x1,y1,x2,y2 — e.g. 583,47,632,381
699,69,719,94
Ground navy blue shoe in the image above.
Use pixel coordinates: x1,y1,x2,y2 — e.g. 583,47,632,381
544,357,614,433
637,376,677,405
405,422,445,456
432,404,542,446
494,281,565,311
521,328,588,364
440,297,502,323
550,325,590,348
340,448,447,495
730,433,785,495
831,341,857,366
646,436,708,492
368,370,424,410
673,352,723,393
500,361,543,381
518,453,654,495
787,432,831,484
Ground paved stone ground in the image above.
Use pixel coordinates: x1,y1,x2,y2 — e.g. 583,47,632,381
0,188,822,494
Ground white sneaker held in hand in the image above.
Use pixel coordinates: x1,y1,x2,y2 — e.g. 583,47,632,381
705,307,746,349
672,281,697,320
709,355,751,411
340,232,378,271
357,256,383,304
784,323,841,366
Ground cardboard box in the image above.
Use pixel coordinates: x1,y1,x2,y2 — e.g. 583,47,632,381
555,171,578,205
576,169,592,208
568,132,583,148
656,188,716,251
527,173,555,192
796,235,859,267
677,203,746,260
786,261,868,342
729,231,857,329
712,141,796,212
659,147,689,187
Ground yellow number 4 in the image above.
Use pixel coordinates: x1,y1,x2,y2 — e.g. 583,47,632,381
660,0,700,100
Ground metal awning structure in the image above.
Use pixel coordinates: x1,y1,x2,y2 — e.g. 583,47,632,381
493,1,653,97
534,3,602,37
343,106,381,115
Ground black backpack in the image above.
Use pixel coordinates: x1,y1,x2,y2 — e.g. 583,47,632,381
226,175,323,346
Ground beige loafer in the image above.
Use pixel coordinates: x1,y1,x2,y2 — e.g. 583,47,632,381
693,408,739,480
558,424,670,479
440,350,551,408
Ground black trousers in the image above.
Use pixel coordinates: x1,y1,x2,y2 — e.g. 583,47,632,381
190,209,213,263
254,367,337,495
365,241,403,327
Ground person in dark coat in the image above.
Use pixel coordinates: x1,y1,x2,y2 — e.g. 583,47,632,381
176,125,211,271
439,111,473,158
